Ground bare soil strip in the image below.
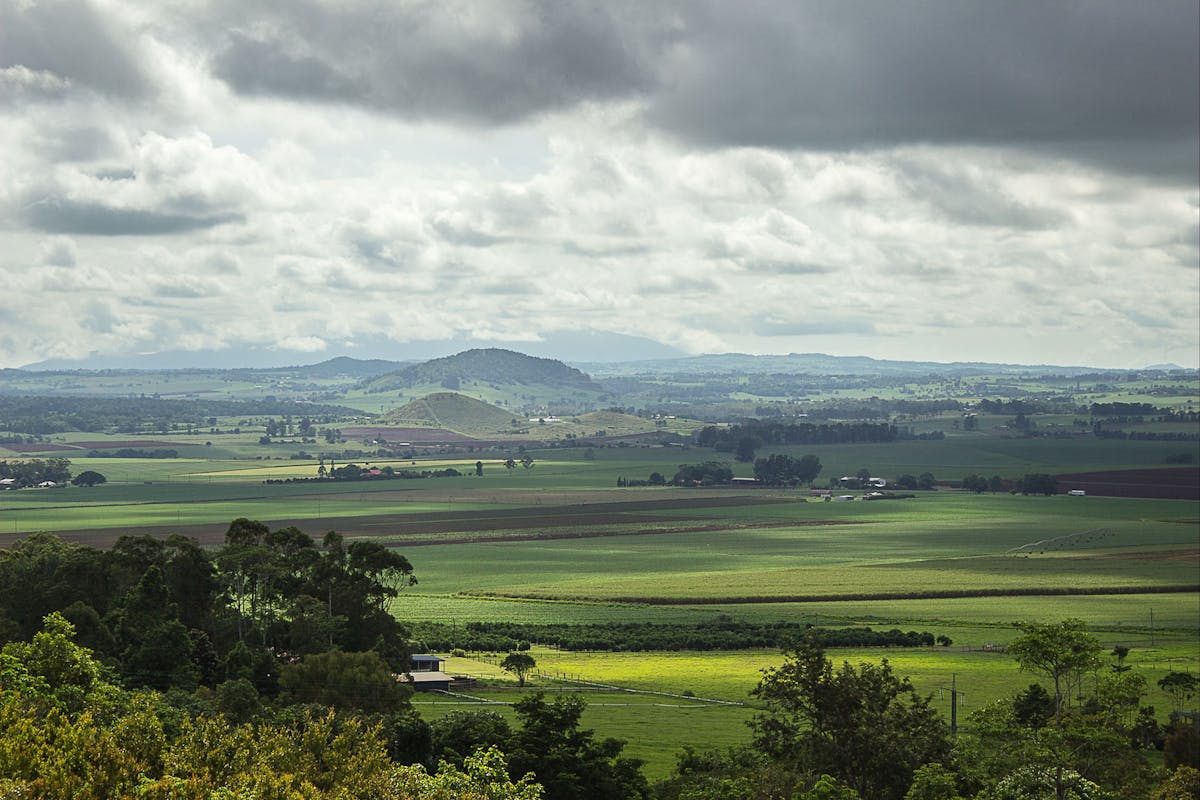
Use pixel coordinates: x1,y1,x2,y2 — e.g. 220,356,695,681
1055,467,1200,500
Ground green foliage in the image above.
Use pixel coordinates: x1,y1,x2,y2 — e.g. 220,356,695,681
956,644,1160,799
734,436,758,463
986,766,1110,800
431,710,514,768
797,774,863,799
1158,672,1199,714
696,421,899,450
753,453,822,486
279,650,411,714
1163,716,1200,771
213,678,261,724
1152,766,1200,800
751,634,950,800
508,692,648,800
500,652,537,687
381,708,432,766
903,763,963,800
384,746,544,800
142,709,400,799
413,620,939,653
1007,620,1103,725
0,457,71,486
1011,683,1055,729
656,746,803,799
71,470,107,486
0,612,109,713
1016,474,1058,496
671,462,733,485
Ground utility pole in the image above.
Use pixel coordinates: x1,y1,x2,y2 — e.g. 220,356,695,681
951,673,958,738
938,674,962,738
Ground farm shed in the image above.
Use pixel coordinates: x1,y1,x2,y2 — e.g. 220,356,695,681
403,654,452,692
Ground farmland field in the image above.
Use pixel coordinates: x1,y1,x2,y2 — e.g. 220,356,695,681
1,429,1197,779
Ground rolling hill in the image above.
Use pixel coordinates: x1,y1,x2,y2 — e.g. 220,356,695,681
381,392,522,436
366,348,597,390
362,348,608,412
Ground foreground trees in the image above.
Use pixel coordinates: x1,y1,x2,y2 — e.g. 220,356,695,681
664,621,1196,800
751,634,951,800
3,530,1195,799
0,523,416,695
0,612,659,799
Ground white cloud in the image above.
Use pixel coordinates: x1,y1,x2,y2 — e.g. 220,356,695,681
0,1,1194,370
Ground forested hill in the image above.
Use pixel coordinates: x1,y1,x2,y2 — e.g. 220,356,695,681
294,356,409,379
364,348,600,393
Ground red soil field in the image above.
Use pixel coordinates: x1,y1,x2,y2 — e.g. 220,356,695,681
73,440,191,449
340,426,480,444
1,443,80,452
1055,467,1199,500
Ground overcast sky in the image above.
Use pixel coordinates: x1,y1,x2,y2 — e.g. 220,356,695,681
2,0,1197,369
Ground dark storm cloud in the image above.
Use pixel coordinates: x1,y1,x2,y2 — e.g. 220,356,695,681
0,0,152,99
209,0,663,124
25,197,244,236
206,1,1198,178
893,158,1068,230
648,1,1198,178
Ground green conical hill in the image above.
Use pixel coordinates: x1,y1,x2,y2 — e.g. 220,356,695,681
382,392,521,435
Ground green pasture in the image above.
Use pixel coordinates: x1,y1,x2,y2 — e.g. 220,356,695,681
389,493,1197,601
397,593,1200,640
755,438,1198,481
405,639,1198,779
2,421,1197,779
411,685,755,780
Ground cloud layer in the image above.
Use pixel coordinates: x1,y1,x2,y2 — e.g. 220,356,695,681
0,0,1196,369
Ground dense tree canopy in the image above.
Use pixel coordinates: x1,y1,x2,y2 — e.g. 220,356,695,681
751,634,951,800
0,523,415,697
753,453,822,486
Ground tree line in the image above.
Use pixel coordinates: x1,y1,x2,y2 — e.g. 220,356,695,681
695,421,900,450
0,394,353,435
411,620,949,653
0,457,72,487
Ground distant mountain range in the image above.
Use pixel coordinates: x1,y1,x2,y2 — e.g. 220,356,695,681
579,352,1163,378
20,349,1182,381
19,330,686,371
4,347,1193,414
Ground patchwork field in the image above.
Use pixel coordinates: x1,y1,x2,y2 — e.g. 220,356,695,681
2,435,1197,778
